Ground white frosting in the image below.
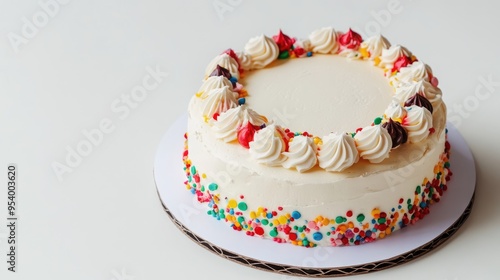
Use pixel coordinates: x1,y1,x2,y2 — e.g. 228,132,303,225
199,86,238,119
403,105,433,143
394,80,442,110
379,45,412,71
244,35,279,69
282,136,318,172
245,55,393,136
354,125,392,163
205,53,240,80
212,105,266,142
197,76,233,99
384,98,407,120
236,51,253,71
318,132,359,172
391,61,433,88
361,34,391,60
249,124,287,166
309,27,339,54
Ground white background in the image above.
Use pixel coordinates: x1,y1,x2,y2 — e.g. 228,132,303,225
1,0,499,279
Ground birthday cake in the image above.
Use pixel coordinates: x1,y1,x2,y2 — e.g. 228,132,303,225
183,27,452,247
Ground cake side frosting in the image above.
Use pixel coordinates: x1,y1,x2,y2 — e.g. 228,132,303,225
182,131,451,247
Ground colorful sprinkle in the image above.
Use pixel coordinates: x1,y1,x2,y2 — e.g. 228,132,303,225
254,226,264,235
238,202,248,211
356,214,365,223
208,183,218,191
227,199,237,209
278,51,290,59
313,232,323,241
291,211,301,220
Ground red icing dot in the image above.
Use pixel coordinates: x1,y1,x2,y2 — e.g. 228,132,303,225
278,206,283,211
293,47,305,57
342,237,349,245
213,112,219,120
392,55,412,73
346,210,353,217
339,28,363,50
237,122,257,149
445,141,451,151
272,29,296,52
284,226,291,234
254,227,264,236
289,233,298,241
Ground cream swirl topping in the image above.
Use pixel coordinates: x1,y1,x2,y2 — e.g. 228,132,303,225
391,61,433,88
394,80,442,110
309,27,339,54
402,105,433,143
236,51,253,71
354,125,392,163
197,76,233,99
249,124,287,166
244,35,279,69
212,106,266,142
379,45,412,71
201,86,238,119
205,54,240,80
384,98,407,121
360,34,391,60
282,136,318,172
318,132,359,172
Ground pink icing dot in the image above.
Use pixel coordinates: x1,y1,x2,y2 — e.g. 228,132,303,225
431,76,439,87
233,83,243,92
307,221,317,230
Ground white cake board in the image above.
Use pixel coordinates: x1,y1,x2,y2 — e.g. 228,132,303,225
154,114,475,277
